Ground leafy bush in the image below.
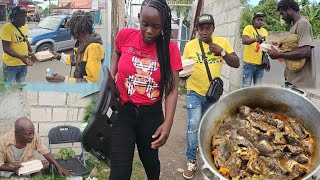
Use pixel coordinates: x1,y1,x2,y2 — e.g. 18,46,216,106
83,97,96,123
58,148,76,160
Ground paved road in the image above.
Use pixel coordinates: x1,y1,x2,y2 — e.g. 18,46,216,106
0,22,103,82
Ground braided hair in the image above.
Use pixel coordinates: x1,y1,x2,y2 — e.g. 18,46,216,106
67,10,94,39
141,0,175,97
277,0,300,12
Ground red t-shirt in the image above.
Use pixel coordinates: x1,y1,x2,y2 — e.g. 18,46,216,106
115,28,182,105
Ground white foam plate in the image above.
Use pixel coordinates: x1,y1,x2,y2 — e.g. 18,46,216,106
18,159,43,176
35,51,54,61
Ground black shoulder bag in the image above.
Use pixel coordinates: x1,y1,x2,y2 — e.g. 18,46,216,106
253,27,270,70
198,39,223,103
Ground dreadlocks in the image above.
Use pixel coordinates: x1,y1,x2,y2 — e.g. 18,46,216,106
67,10,94,39
277,0,300,12
141,0,175,97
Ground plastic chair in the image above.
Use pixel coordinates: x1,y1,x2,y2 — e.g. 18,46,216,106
48,125,90,176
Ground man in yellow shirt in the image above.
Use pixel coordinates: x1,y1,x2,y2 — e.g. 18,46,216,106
182,14,240,179
1,6,34,85
242,12,269,87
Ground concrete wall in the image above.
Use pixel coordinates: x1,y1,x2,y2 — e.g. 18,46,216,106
0,90,92,155
202,0,244,92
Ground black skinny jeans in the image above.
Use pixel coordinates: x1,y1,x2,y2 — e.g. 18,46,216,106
109,101,164,180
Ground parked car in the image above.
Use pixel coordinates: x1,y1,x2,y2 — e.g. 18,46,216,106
28,15,76,53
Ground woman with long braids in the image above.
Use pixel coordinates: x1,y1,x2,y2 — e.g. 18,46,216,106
47,10,104,83
109,0,182,179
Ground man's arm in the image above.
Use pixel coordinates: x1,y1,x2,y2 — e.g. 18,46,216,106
242,35,261,45
268,45,311,60
2,40,31,65
209,43,240,68
43,153,71,176
0,163,21,173
223,52,240,68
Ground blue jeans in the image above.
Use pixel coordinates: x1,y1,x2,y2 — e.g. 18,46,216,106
186,90,213,161
242,62,264,87
2,64,27,84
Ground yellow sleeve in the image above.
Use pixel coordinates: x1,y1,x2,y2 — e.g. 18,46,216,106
83,43,104,83
68,77,77,83
183,41,191,59
65,54,71,65
242,25,252,37
223,38,234,54
0,24,12,42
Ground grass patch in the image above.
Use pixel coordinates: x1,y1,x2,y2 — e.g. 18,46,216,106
86,150,147,179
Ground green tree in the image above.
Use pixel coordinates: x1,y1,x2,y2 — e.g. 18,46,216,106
43,8,49,16
168,0,193,27
240,0,287,36
253,0,287,32
299,1,320,37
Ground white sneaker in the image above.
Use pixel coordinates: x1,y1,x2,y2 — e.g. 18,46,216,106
183,161,197,179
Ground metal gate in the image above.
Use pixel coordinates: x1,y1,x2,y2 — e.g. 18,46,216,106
125,0,194,54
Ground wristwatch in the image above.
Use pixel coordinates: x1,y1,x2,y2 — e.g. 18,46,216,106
221,49,226,57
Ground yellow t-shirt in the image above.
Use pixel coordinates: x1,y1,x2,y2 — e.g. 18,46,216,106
183,36,234,96
242,25,268,65
65,43,104,83
0,23,29,66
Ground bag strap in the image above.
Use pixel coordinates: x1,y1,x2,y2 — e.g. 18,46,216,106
198,39,213,82
11,22,29,44
253,26,261,37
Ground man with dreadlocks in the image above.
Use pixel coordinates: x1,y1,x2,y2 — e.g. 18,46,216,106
47,10,104,83
182,14,240,179
109,0,182,179
268,0,315,89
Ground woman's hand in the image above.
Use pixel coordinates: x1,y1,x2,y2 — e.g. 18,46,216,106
46,73,65,82
151,122,172,149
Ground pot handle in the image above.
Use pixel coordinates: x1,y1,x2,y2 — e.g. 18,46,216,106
201,164,221,180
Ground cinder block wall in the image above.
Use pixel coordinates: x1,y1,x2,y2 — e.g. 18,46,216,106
202,0,244,92
0,90,93,155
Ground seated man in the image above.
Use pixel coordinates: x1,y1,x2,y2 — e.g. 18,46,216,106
0,117,71,177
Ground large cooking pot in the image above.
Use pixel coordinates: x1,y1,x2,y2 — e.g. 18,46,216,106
199,86,320,180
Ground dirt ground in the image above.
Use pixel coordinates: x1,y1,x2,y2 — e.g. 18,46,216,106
159,95,205,180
